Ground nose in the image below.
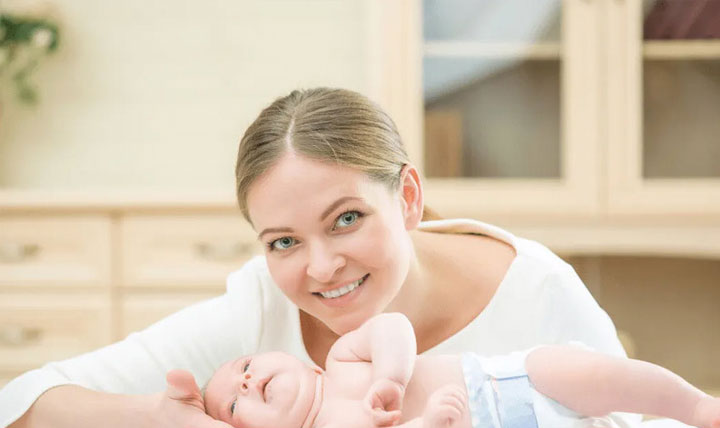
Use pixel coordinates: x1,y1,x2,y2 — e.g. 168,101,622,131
306,240,345,283
240,373,251,393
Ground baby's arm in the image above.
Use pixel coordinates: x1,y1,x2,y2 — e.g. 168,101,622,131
326,313,417,426
326,312,416,388
526,345,720,428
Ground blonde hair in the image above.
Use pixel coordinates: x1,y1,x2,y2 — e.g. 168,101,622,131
235,87,441,222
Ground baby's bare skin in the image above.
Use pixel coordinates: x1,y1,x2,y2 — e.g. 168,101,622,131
204,313,720,428
316,354,468,428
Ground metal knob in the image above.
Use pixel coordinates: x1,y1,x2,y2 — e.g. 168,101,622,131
0,243,40,263
0,325,43,346
194,241,256,262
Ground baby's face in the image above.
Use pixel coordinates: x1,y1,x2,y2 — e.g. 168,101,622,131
204,351,321,428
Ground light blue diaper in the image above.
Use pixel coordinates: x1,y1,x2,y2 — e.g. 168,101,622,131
461,349,584,428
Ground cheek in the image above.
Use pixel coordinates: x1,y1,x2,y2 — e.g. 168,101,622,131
267,257,306,297
347,217,409,269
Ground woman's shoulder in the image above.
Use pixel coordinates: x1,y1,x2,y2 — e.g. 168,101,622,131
419,218,571,274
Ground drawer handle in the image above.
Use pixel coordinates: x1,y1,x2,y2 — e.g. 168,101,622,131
0,326,42,346
194,241,255,261
0,243,40,263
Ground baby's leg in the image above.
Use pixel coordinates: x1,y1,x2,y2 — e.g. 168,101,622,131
525,345,719,428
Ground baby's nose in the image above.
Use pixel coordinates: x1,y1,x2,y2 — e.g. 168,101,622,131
240,373,251,391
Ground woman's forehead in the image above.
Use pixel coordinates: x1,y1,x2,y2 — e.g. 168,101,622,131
247,159,381,225
251,155,368,196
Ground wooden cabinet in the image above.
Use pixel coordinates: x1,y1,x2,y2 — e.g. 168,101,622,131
0,216,111,288
358,0,720,261
120,214,261,288
606,0,720,215
0,210,260,387
0,293,112,376
418,0,604,216
389,0,720,221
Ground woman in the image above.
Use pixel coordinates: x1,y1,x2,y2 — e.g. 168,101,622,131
1,88,637,428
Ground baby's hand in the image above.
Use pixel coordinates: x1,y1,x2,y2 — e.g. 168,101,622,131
422,384,468,428
364,378,405,427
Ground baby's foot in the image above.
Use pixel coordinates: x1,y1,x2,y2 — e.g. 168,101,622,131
692,396,720,428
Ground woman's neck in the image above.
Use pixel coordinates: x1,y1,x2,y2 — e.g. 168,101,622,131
392,229,514,353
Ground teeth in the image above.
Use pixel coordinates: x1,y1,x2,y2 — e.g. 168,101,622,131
319,276,366,299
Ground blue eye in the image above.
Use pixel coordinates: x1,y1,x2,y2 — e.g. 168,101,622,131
269,237,296,251
243,361,250,372
230,400,236,415
334,211,361,229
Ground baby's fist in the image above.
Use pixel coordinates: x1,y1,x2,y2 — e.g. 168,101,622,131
364,378,405,427
422,384,468,428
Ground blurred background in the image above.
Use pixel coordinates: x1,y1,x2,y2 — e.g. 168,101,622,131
0,0,718,400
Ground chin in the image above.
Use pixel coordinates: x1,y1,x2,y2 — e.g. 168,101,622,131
327,309,380,335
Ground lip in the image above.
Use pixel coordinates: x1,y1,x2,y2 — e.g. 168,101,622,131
259,376,271,401
312,274,368,294
314,274,368,308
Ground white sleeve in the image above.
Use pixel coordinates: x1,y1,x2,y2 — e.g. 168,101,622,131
0,261,265,428
539,263,644,427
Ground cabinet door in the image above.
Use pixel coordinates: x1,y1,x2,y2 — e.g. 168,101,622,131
0,293,112,374
405,0,603,217
121,214,262,288
607,0,720,215
0,216,112,288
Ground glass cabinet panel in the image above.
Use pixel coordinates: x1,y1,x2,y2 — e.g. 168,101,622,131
642,0,720,179
422,0,563,178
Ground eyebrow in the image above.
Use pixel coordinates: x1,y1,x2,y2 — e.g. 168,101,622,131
319,196,362,221
257,196,363,240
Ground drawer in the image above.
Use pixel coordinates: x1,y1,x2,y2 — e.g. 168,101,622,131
120,291,223,338
121,214,263,288
0,216,112,288
0,293,113,373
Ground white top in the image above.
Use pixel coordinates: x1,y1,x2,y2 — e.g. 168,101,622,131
0,219,642,427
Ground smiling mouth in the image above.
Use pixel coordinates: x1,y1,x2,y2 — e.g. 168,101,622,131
313,274,369,299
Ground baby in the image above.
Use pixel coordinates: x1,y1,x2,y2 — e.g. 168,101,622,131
201,313,720,428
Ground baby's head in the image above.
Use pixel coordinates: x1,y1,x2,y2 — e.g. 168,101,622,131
204,351,323,428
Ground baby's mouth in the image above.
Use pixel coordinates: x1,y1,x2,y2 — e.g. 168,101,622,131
312,274,369,299
262,376,271,402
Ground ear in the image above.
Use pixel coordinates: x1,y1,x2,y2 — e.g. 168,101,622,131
397,164,423,230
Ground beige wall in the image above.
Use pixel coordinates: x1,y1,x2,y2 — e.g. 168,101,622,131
0,0,370,190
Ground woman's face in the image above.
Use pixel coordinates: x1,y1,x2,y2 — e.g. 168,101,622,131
246,153,416,334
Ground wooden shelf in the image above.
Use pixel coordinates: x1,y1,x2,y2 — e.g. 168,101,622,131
643,40,720,60
424,41,561,60
506,222,720,260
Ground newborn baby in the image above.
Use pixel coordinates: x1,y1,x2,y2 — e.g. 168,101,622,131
201,313,720,428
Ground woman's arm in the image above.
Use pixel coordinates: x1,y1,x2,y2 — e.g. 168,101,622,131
10,385,152,428
526,345,719,428
10,371,233,428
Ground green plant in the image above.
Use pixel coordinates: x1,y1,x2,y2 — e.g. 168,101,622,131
0,12,59,104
